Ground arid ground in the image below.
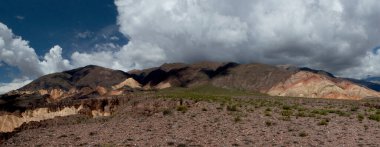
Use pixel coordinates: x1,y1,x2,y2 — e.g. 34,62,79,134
2,86,380,146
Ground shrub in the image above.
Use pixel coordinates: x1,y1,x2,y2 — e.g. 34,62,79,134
318,119,329,126
282,105,292,110
163,109,172,115
176,106,188,113
265,121,275,126
227,105,238,111
299,131,308,137
281,110,293,117
351,106,359,112
369,114,380,121
234,116,242,122
311,109,329,115
357,114,364,122
280,116,291,121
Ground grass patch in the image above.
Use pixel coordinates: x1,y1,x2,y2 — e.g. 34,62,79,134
156,84,264,103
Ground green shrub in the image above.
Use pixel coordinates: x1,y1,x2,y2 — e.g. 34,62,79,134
281,110,293,117
318,119,329,126
357,114,364,122
369,114,380,121
351,106,359,112
311,109,331,115
176,106,188,113
282,105,292,110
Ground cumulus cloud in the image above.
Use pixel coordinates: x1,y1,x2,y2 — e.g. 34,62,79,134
112,0,380,78
71,41,166,70
0,79,32,94
2,0,380,94
0,22,73,93
0,23,73,78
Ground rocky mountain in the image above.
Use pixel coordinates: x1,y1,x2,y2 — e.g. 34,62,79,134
2,61,380,133
2,61,380,102
130,62,380,100
17,65,141,101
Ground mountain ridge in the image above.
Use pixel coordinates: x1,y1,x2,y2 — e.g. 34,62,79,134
3,61,380,101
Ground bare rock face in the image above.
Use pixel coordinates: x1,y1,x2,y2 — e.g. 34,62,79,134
267,71,380,99
112,78,142,89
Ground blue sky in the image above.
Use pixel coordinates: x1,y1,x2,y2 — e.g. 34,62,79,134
0,0,126,82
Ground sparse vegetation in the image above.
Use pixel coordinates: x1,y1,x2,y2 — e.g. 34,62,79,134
234,116,242,122
227,105,238,111
176,106,188,113
163,109,172,115
281,110,293,117
357,114,365,122
369,114,380,121
299,131,308,137
265,121,275,126
318,119,329,126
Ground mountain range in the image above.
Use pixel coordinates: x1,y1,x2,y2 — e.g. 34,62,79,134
1,61,380,133
3,61,380,103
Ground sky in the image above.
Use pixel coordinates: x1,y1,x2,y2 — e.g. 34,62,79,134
1,0,380,93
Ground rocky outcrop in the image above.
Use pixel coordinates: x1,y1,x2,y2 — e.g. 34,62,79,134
267,71,380,99
0,106,81,132
0,97,120,132
112,78,142,89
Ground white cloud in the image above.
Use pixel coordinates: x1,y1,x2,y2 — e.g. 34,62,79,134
0,79,32,94
0,22,73,93
71,41,166,71
75,31,94,39
113,0,380,78
15,16,25,20
0,23,73,78
2,0,380,94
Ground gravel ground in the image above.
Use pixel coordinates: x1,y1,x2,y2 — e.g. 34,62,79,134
2,97,380,146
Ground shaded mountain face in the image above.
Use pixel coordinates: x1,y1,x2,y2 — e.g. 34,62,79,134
129,61,294,91
364,77,380,84
20,65,130,91
15,65,141,102
345,78,380,92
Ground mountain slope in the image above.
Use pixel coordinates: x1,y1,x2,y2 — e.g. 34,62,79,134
18,65,140,101
129,62,380,99
2,62,379,101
